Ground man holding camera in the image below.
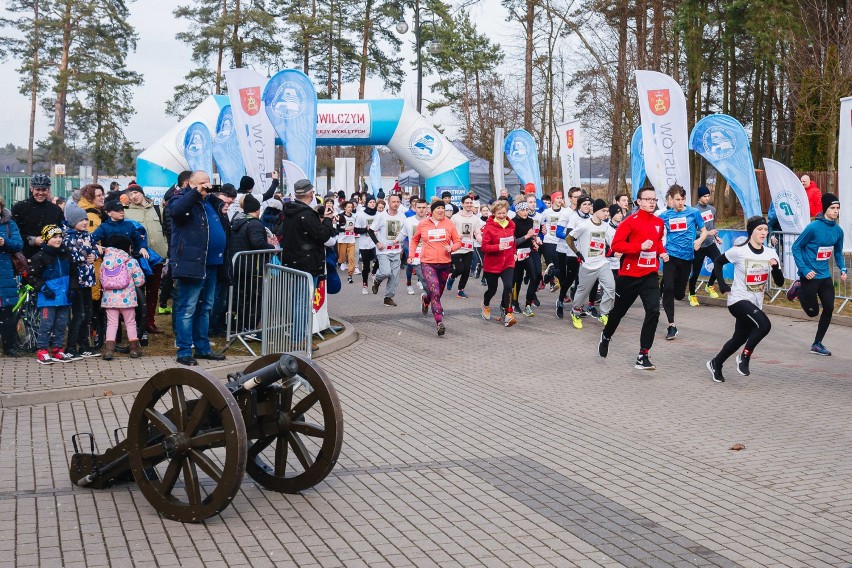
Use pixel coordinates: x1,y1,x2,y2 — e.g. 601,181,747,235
168,170,229,366
281,179,338,279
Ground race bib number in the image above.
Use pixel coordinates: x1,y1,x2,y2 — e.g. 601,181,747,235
668,217,687,232
344,229,355,237
533,220,541,231
817,246,833,261
701,210,714,223
517,247,530,261
588,235,606,257
384,242,401,252
745,260,770,292
460,241,474,250
427,229,447,242
499,237,513,250
638,251,657,268
548,223,558,234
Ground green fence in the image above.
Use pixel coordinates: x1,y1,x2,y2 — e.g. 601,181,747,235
0,176,82,208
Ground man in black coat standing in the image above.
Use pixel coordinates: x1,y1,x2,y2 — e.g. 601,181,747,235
280,179,338,278
13,174,64,258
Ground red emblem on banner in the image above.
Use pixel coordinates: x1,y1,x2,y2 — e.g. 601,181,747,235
313,279,326,312
566,129,574,150
648,89,670,116
240,87,261,116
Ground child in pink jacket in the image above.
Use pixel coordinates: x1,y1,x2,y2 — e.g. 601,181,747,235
98,234,145,360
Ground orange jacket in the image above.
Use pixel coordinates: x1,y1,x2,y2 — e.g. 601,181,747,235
409,217,461,264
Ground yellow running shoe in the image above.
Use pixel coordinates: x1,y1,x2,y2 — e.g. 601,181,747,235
481,304,490,320
688,294,699,307
707,285,719,299
571,311,583,329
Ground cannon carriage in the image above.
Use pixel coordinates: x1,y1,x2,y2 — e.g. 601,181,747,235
69,353,344,523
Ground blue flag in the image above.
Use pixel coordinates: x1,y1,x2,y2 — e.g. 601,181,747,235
689,114,761,219
504,129,542,198
211,105,245,185
183,122,212,174
369,147,382,195
263,69,318,184
630,126,646,200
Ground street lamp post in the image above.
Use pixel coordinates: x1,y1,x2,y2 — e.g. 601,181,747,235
396,0,439,115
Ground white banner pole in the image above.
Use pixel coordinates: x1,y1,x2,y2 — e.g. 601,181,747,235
839,96,852,252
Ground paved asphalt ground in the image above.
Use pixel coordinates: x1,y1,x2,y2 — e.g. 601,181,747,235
1,274,851,567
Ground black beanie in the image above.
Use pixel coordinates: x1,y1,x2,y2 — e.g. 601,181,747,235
608,204,622,218
592,198,607,213
822,193,839,214
746,216,767,237
576,196,591,209
239,175,254,193
430,200,446,212
242,193,261,214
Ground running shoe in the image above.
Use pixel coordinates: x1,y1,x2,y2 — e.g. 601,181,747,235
446,277,455,290
504,312,517,327
735,354,750,376
707,285,719,299
51,348,74,363
549,281,559,292
688,294,699,307
78,350,100,359
512,301,521,314
421,293,429,315
348,276,354,284
531,296,541,307
481,304,490,320
496,307,505,323
157,306,172,315
598,333,610,358
585,305,600,318
362,285,368,295
635,354,656,370
666,325,678,340
556,300,564,319
354,267,362,275
417,281,424,290
340,263,348,271
383,297,397,307
810,342,831,356
480,278,487,286
523,305,535,317
786,280,801,301
598,314,608,326
457,290,468,298
36,349,54,365
570,311,583,329
407,285,415,295
437,321,446,336
371,278,380,294
707,359,725,383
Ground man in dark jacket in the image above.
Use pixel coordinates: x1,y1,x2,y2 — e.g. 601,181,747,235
156,170,192,316
281,179,337,277
168,170,229,366
229,194,276,333
12,173,64,258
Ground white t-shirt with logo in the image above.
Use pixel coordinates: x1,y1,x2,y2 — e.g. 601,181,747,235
338,214,356,244
451,213,482,255
557,209,580,256
542,208,563,245
402,216,426,265
570,218,611,270
724,244,779,309
355,211,377,250
370,210,406,255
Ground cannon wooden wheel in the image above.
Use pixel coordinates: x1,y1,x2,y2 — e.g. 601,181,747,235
243,354,344,493
126,367,248,523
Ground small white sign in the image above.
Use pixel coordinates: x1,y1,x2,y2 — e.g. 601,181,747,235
54,164,66,175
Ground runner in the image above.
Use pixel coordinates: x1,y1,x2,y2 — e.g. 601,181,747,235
540,191,565,293
657,184,708,340
369,194,407,307
480,201,518,327
598,187,669,370
354,196,379,294
510,200,541,317
707,216,784,382
447,194,482,299
524,192,544,304
471,204,491,283
402,198,428,294
336,201,357,284
566,199,613,329
688,186,722,304
788,193,847,355
409,201,462,336
607,204,624,281
554,187,583,318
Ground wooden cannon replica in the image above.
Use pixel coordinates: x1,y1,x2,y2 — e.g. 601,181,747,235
69,353,344,522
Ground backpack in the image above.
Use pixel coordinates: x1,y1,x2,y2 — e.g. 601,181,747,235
100,257,130,290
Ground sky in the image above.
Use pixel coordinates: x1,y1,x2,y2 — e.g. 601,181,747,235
0,0,526,150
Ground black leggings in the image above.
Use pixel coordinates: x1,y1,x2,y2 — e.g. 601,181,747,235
451,253,473,291
689,243,721,294
799,277,834,344
557,255,579,302
360,248,378,285
0,306,14,353
484,268,514,311
513,252,542,305
67,288,93,351
603,273,660,351
662,256,692,324
714,300,771,365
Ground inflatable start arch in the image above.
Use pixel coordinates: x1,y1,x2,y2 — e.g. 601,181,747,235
137,95,470,201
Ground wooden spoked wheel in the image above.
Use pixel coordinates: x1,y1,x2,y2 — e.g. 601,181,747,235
243,353,344,493
126,367,248,523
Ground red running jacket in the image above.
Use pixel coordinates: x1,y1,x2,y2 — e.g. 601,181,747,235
612,209,667,278
480,216,517,273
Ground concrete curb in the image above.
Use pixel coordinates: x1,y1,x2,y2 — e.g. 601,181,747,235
697,296,852,327
0,318,358,408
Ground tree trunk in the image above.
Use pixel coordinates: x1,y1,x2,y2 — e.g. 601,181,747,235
651,0,663,70
53,0,73,163
608,0,629,199
27,0,40,174
358,0,372,99
327,0,334,97
232,0,242,68
523,0,534,131
215,0,226,93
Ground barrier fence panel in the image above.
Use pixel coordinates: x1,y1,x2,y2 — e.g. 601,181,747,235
261,263,314,357
224,249,282,355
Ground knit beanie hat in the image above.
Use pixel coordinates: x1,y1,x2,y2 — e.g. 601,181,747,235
608,204,622,218
822,193,839,214
746,216,767,238
242,193,261,214
524,183,536,194
430,200,446,212
239,175,255,193
576,196,591,209
41,224,62,241
64,201,88,228
697,186,711,198
592,198,608,213
126,184,144,195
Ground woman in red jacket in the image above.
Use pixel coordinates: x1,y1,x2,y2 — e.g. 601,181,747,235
480,201,525,327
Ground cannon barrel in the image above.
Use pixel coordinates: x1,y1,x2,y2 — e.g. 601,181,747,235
228,354,300,393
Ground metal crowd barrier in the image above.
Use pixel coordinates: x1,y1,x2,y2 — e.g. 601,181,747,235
261,263,315,357
223,249,283,355
767,231,852,314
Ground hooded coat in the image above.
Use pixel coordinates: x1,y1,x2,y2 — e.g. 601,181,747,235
229,211,275,259
0,208,24,307
279,199,337,276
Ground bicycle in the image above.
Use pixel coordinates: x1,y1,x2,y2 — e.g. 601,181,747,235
13,283,39,352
